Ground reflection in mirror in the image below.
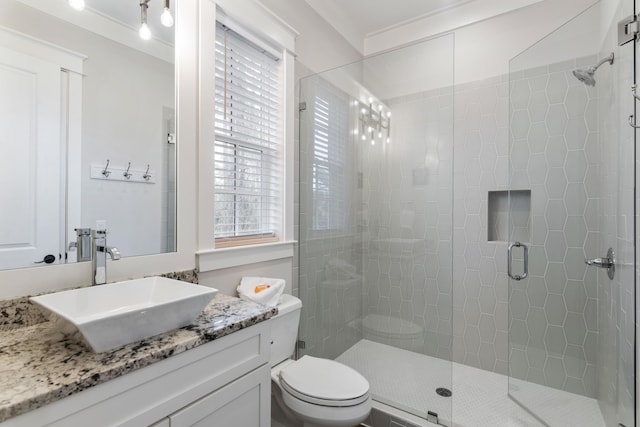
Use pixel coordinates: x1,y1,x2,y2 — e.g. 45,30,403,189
0,0,176,271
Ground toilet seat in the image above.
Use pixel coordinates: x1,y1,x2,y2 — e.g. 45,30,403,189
279,356,369,407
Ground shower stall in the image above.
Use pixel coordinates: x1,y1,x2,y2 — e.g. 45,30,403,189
297,0,636,426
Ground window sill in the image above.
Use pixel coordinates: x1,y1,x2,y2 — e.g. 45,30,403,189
197,240,296,272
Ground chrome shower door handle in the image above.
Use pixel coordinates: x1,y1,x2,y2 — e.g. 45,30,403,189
508,242,528,281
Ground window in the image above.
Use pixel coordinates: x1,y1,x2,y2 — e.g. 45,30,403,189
311,82,349,231
214,23,281,246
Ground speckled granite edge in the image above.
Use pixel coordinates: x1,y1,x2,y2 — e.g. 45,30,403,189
0,298,48,331
0,269,199,330
0,293,276,423
158,268,199,284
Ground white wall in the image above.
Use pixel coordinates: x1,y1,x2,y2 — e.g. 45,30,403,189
260,0,362,74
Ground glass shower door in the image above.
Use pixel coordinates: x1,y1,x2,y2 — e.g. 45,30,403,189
297,33,455,425
507,1,635,426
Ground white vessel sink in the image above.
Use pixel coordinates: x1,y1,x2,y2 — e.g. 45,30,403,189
31,277,218,353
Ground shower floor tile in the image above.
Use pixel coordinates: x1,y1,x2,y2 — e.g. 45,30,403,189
337,339,604,427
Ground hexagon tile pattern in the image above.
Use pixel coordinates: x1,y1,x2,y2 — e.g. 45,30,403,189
506,56,598,397
298,54,603,406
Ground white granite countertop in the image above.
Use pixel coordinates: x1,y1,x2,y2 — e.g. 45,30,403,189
0,293,276,423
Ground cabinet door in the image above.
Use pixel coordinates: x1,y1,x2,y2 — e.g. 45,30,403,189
169,365,270,427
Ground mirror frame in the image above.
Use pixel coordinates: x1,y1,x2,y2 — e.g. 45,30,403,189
0,0,197,299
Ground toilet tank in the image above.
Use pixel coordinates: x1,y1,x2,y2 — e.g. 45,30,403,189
269,294,302,366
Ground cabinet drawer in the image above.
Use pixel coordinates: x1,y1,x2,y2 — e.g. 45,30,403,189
170,365,270,427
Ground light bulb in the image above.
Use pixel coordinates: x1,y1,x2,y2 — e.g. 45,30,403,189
387,111,392,118
378,131,382,138
354,128,359,136
161,8,174,27
139,23,152,40
360,108,367,115
371,139,375,145
361,135,366,141
386,137,391,144
68,0,85,11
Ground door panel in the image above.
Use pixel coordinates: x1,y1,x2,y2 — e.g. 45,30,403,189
0,46,61,269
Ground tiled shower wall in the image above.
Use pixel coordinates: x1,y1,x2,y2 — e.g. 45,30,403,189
452,74,511,375
505,58,599,397
362,88,454,360
297,78,455,362
451,56,604,400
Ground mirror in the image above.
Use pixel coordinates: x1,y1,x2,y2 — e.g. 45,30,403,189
0,0,176,270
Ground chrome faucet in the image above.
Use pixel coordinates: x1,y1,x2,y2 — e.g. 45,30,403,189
92,229,121,285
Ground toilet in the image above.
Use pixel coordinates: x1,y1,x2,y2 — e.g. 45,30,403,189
270,294,371,427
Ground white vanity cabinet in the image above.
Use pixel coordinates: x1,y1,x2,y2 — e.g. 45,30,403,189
2,322,271,427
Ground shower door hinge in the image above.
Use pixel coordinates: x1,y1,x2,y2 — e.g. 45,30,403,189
297,340,306,349
618,15,638,46
426,411,439,424
299,102,307,112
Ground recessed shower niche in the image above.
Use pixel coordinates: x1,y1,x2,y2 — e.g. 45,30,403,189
487,190,531,242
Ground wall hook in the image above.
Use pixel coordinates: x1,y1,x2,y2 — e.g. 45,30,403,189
142,164,151,181
632,84,640,101
101,160,111,177
123,162,132,179
629,115,640,129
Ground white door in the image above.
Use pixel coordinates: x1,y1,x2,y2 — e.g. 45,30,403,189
0,46,62,269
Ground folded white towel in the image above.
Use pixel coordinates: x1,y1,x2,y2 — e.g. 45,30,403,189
237,277,285,308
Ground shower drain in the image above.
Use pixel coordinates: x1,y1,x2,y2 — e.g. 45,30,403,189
436,387,452,397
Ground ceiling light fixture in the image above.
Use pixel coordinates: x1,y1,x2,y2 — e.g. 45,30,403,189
160,0,174,27
357,99,391,146
68,0,173,40
139,0,152,40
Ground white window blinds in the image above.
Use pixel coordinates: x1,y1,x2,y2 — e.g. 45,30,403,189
311,82,348,231
214,22,282,241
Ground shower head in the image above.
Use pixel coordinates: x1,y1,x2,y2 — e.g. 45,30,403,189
572,52,614,87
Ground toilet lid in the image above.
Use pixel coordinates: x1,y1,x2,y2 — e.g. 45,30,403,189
279,356,370,407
